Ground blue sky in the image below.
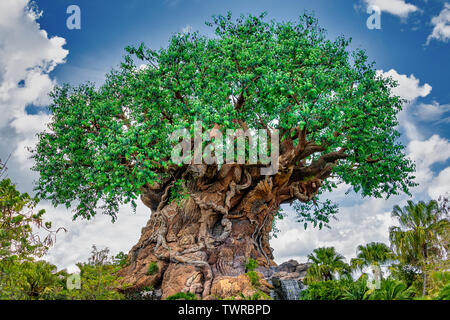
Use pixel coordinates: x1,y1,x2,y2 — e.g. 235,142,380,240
0,0,449,270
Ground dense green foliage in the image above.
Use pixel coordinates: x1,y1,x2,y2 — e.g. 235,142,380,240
61,245,127,300
389,200,449,296
0,162,127,300
300,199,449,300
304,247,350,283
245,258,258,272
146,261,158,275
166,292,197,300
300,279,347,300
32,12,415,225
350,242,394,271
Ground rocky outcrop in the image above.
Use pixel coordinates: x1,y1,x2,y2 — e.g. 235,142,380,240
123,258,309,300
267,260,310,300
209,273,273,300
269,260,310,280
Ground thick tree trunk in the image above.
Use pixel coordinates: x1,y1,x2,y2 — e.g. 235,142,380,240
119,164,322,299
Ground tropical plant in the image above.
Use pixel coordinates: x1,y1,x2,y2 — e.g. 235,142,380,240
389,200,450,296
147,261,158,275
342,276,371,300
166,292,197,300
369,279,411,300
62,245,128,300
304,247,350,283
351,242,394,271
0,162,65,300
245,258,258,272
300,280,346,300
0,178,64,262
435,283,450,300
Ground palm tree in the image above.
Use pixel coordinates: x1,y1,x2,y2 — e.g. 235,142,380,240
389,200,450,296
370,279,410,300
351,242,394,279
305,247,350,283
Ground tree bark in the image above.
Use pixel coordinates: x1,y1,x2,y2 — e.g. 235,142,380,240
118,163,323,299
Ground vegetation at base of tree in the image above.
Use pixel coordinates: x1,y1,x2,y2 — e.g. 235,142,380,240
146,261,158,275
300,280,347,300
246,270,260,287
245,258,258,272
113,251,129,267
166,292,197,300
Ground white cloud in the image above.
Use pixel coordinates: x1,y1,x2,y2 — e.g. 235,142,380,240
41,202,150,270
377,69,432,102
413,101,450,122
0,0,68,172
428,167,450,199
362,0,419,18
408,134,450,170
407,134,450,190
427,3,450,44
377,69,433,141
272,198,398,263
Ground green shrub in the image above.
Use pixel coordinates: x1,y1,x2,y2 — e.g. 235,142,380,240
435,283,450,300
146,261,158,276
246,271,260,287
300,280,346,300
166,292,197,300
245,258,258,272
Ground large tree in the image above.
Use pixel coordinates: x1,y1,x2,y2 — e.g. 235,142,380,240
32,13,415,298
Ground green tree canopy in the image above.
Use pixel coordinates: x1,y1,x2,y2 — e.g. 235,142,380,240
32,13,415,222
305,247,350,283
350,242,394,271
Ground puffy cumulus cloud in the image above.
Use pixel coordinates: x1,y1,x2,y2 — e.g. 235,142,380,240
412,101,450,122
377,69,432,102
377,69,433,140
39,202,151,270
428,167,450,199
406,134,450,192
427,3,450,44
362,0,419,18
271,197,399,263
0,0,68,161
408,134,450,171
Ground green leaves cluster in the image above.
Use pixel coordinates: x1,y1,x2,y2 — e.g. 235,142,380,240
32,12,415,221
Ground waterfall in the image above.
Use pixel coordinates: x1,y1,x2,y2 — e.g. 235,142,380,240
280,280,302,300
269,279,305,300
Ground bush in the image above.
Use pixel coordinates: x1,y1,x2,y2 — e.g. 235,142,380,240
436,283,450,300
146,262,158,276
245,258,258,272
166,292,197,300
300,280,346,300
246,271,260,287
